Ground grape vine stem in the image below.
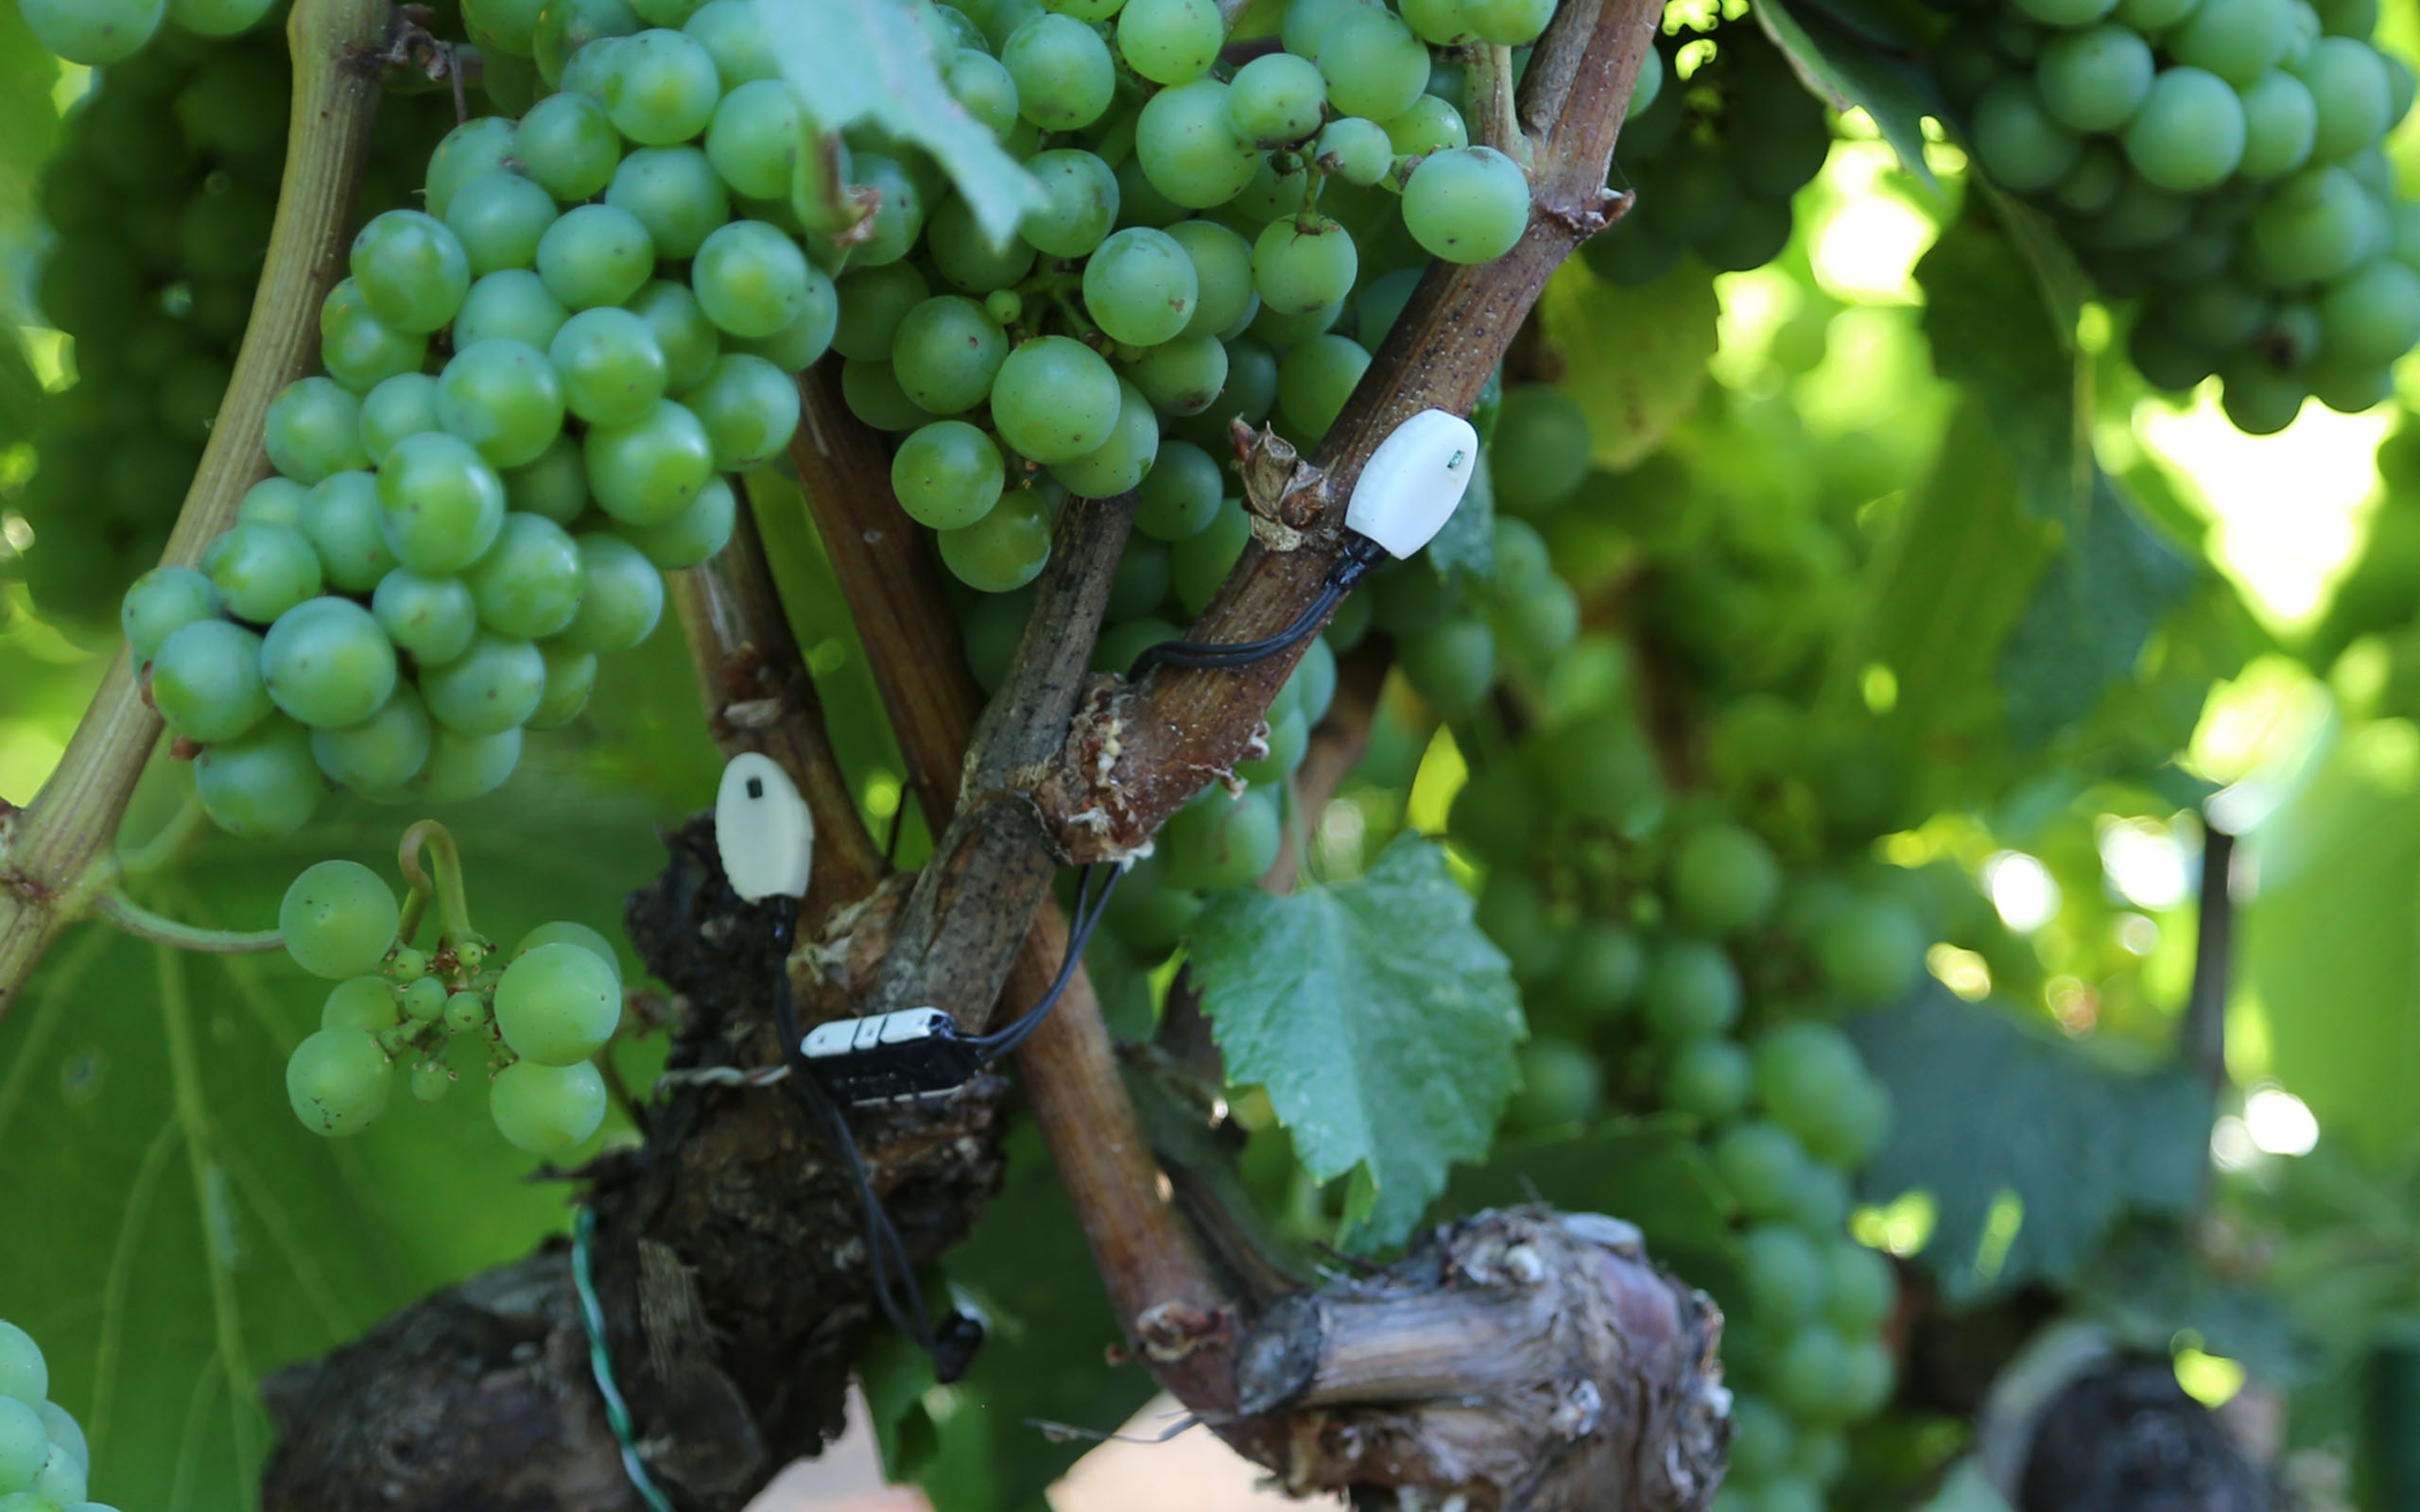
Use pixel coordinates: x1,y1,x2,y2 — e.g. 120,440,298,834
0,0,399,1023
94,891,284,955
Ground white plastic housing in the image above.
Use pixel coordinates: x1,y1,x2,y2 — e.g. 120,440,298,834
1342,409,1481,558
715,752,815,902
801,1007,955,1058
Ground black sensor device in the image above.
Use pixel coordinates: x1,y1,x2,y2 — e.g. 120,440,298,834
800,1008,988,1104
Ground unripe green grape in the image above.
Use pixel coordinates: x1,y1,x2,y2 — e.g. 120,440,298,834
628,279,726,392
2238,68,2318,178
1313,116,1393,186
1813,894,1926,1003
281,860,402,980
1004,13,1115,130
562,533,666,652
1744,1222,1827,1328
439,339,568,469
602,26,722,145
400,977,448,1023
1275,333,1370,443
494,940,623,1065
614,474,737,569
2294,36,2391,163
1229,53,1328,148
538,204,657,312
122,566,220,664
1642,939,1742,1040
690,219,811,338
1396,615,1496,713
1461,0,1555,43
359,373,444,468
940,488,1055,591
894,421,1007,529
2035,26,2155,131
607,146,731,261
1507,1038,1604,1130
463,512,586,639
2219,351,2308,432
1109,0,1218,86
1404,146,1530,264
1669,822,1782,935
2171,0,2292,82
373,569,479,664
1714,1119,1810,1219
239,479,311,531
1489,385,1591,512
518,92,622,202
286,1026,392,1137
420,629,547,734
682,352,801,468
892,295,1011,414
733,281,841,370
444,990,491,1034
1133,440,1224,540
927,196,1039,294
583,399,716,524
1125,332,1230,414
324,976,404,1040
1136,78,1263,209
1051,379,1162,497
1158,220,1252,338
2319,256,2420,365
1316,6,1429,123
379,432,509,574
706,77,803,199
834,266,932,364
444,172,560,278
2248,163,2380,285
2124,66,2247,191
320,279,429,393
312,681,435,794
512,921,622,981
684,0,774,82
841,359,930,432
457,268,572,352
418,724,525,801
262,597,399,729
950,47,1022,137
425,116,522,221
1382,94,1470,170
549,307,670,428
149,619,269,743
1400,0,1476,43
409,1061,454,1104
1972,77,2083,194
528,640,600,728
267,377,371,484
351,210,472,335
1825,1241,1897,1333
1251,215,1356,317
534,0,642,84
1727,1397,1794,1484
994,335,1122,463
1664,1037,1752,1119
1022,149,1122,258
1084,228,1201,345
490,1057,610,1154
207,521,323,624
1161,785,1283,889
466,0,546,49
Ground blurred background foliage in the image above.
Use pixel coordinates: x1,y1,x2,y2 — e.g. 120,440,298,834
14,0,2420,1507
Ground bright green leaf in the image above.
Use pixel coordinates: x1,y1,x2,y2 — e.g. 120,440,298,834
1190,833,1525,1250
1847,987,2212,1302
754,0,1046,246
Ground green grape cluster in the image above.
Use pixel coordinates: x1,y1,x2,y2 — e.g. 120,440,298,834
0,1318,117,1512
1935,0,2420,430
1583,23,1837,286
115,15,825,835
18,0,279,68
9,19,455,636
277,857,624,1154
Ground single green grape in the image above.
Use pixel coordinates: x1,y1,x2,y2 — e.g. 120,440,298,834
0,1399,46,1495
1668,822,1781,934
1020,148,1121,258
1135,77,1263,209
424,115,522,219
439,339,568,468
261,597,399,730
562,533,667,652
311,681,434,794
378,431,508,574
1118,0,1222,83
463,511,586,639
417,724,525,801
893,421,1007,529
614,474,737,569
1642,939,1742,1040
373,568,479,664
1664,1037,1752,1120
1003,13,1115,130
2238,68,2319,180
891,295,1011,415
1314,116,1394,186
352,210,472,335
400,976,449,1023
1160,785,1283,889
490,1058,609,1155
359,372,445,468
2124,66,2247,191
1134,439,1224,540
1507,1037,1605,1130
1253,215,1359,314
411,1061,456,1104
1229,53,1328,147
442,171,561,277
691,218,812,337
606,145,731,260
529,639,600,729
537,203,657,312
493,940,623,1065
1971,77,2083,193
1275,332,1370,442
2035,25,2155,131
1083,228,1201,346
238,478,311,530
282,860,402,980
0,1323,47,1410
456,268,572,352
939,489,1055,592
444,989,491,1033
320,278,429,393
550,306,670,427
1050,380,1162,498
1318,6,1430,122
705,77,803,200
993,336,1122,463
1396,615,1497,713
266,377,371,484
949,45,1021,136
1404,146,1530,263
1169,495,1252,614
680,352,802,470
122,566,220,664
1713,1119,1811,1220
601,26,722,146
584,399,716,525
287,1026,392,1137
628,278,726,390
1124,332,1230,415
421,629,548,734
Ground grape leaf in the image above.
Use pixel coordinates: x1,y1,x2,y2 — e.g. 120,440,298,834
1749,0,1940,191
1539,257,1718,472
1916,211,2088,524
1996,471,2198,752
1189,833,1525,1250
1846,987,2213,1302
0,764,677,1511
754,0,1046,246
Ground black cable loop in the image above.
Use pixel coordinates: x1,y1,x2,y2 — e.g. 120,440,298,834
1122,535,1386,682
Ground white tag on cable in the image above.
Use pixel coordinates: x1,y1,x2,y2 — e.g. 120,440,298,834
1342,408,1481,558
715,752,815,902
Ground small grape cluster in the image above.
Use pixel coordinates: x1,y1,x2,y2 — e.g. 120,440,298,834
18,0,279,68
1583,22,1837,286
1937,0,2420,430
114,11,855,836
0,1319,114,1512
10,17,452,636
278,852,627,1155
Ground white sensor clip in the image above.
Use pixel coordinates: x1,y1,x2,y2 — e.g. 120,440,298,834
1342,409,1481,559
715,752,815,902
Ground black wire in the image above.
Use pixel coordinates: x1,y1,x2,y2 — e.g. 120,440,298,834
1122,537,1385,682
970,864,1124,1059
766,910,942,1363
